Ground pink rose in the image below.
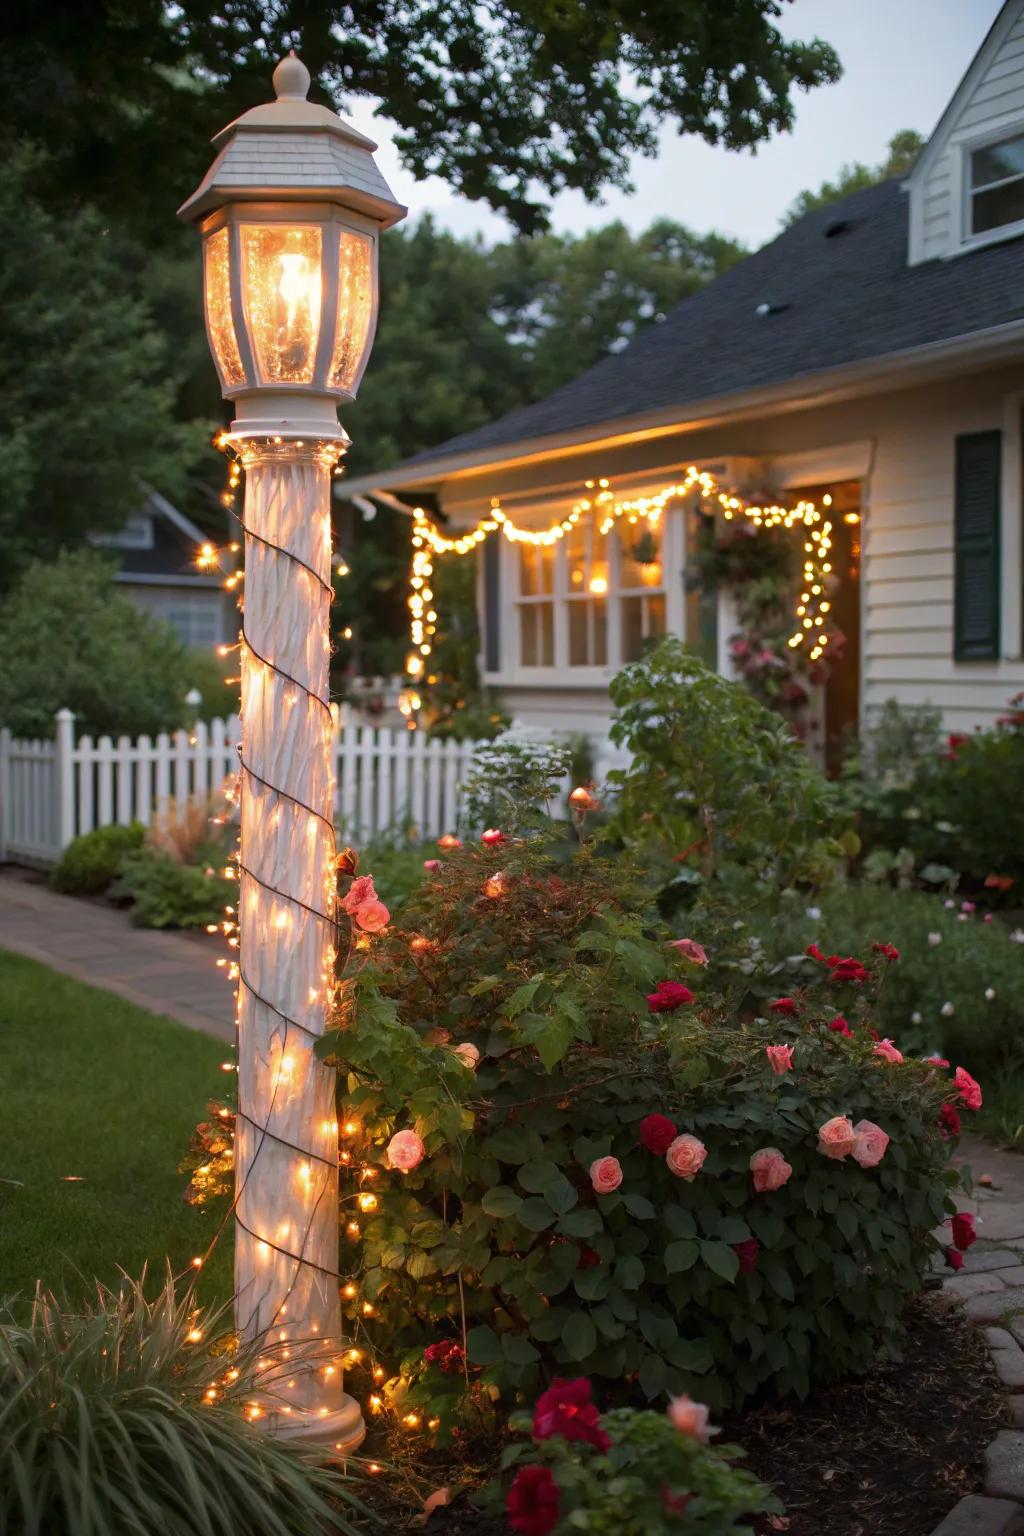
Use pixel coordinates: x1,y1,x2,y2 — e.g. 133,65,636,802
667,1395,711,1442
454,1042,481,1071
341,875,378,915
423,859,441,872
852,1119,889,1168
665,1134,707,1181
749,1147,793,1193
873,1038,903,1064
589,1156,623,1195
354,897,390,933
817,1115,857,1161
669,938,708,966
386,1129,425,1171
766,1044,794,1075
481,828,505,847
955,1066,983,1110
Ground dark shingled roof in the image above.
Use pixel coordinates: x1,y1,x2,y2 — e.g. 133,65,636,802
400,179,1024,473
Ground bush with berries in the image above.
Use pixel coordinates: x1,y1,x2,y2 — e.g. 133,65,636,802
316,828,974,1433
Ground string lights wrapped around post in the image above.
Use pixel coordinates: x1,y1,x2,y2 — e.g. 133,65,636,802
180,50,406,1450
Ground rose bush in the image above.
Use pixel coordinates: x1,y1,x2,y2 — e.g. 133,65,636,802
317,831,968,1430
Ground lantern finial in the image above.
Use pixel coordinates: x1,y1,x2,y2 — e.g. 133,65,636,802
272,50,311,101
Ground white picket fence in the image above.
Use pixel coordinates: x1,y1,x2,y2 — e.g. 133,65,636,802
0,709,484,866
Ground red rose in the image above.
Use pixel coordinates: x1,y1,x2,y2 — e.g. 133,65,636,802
507,1465,560,1536
481,828,505,847
944,1247,964,1271
578,1246,601,1269
829,1015,853,1037
424,1340,465,1374
732,1238,760,1275
805,944,826,964
872,942,900,962
639,1113,678,1154
939,1102,962,1140
945,734,968,759
533,1378,610,1452
829,957,869,985
661,1487,691,1517
951,1212,977,1251
768,997,798,1015
646,981,695,1014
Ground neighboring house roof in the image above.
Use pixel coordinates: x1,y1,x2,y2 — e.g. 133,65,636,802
357,178,1024,491
92,487,229,587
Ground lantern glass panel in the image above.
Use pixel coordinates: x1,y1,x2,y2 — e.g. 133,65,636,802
204,226,245,386
241,225,323,384
328,230,374,393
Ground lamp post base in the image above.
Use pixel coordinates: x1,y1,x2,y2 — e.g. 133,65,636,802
267,1394,367,1455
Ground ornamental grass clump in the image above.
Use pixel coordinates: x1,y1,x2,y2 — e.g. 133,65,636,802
320,831,972,1429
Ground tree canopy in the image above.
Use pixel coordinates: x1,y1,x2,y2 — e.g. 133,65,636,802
2,1,840,238
782,129,924,227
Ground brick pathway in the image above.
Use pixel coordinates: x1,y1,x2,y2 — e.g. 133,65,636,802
0,868,234,1041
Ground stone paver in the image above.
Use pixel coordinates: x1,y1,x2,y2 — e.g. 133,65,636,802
987,1433,1024,1502
968,1253,1024,1275
0,869,233,1040
965,1289,1024,1322
932,1496,1024,1536
946,1272,1010,1298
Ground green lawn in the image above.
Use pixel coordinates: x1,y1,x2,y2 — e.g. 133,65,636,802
0,949,233,1304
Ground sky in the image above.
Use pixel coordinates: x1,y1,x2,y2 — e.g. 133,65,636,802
343,0,1004,249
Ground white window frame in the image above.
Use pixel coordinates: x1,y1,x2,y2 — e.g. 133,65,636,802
960,125,1024,252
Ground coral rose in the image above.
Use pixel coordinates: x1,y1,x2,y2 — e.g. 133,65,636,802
955,1067,983,1110
939,1102,962,1139
817,1116,857,1161
507,1465,560,1536
340,875,377,914
453,1042,481,1071
665,1134,707,1181
667,1395,711,1442
423,859,441,872
639,1113,678,1155
481,828,505,847
589,1156,623,1195
354,897,390,933
437,833,462,850
873,1038,904,1064
670,938,708,966
646,980,695,1013
532,1378,609,1451
852,1119,889,1168
386,1128,425,1171
750,1147,793,1193
951,1212,977,1251
766,1043,795,1075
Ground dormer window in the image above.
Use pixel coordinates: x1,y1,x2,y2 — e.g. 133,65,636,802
969,130,1024,237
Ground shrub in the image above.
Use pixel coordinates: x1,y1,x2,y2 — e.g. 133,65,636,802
491,1380,774,1535
112,847,232,929
49,822,145,895
462,726,572,830
0,1272,370,1536
606,641,845,889
318,832,965,1427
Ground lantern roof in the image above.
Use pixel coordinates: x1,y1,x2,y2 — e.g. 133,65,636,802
178,51,407,229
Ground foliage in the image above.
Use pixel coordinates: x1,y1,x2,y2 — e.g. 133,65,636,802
0,1272,371,1536
49,822,146,896
183,647,241,724
0,147,204,587
0,950,232,1302
112,848,233,929
350,836,429,914
492,1386,773,1535
782,129,924,226
607,642,845,887
0,551,194,738
4,4,840,240
462,728,573,829
316,832,964,1430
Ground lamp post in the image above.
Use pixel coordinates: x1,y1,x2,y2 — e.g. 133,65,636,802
180,51,406,1450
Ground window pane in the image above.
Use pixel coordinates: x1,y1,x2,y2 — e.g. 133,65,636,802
568,599,605,665
972,177,1024,234
328,229,374,392
567,523,587,592
204,226,245,387
622,597,644,661
593,599,607,665
540,602,554,665
972,132,1024,188
647,593,666,639
520,603,553,665
241,225,322,384
520,544,553,596
618,519,664,589
589,532,610,598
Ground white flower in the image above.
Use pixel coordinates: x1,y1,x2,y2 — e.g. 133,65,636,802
928,932,943,946
943,900,956,910
1011,930,1024,944
986,988,997,1001
911,1012,923,1024
805,907,822,921
957,913,969,923
941,1001,956,1017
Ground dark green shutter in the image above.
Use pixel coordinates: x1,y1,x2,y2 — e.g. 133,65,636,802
954,430,1001,661
483,535,501,673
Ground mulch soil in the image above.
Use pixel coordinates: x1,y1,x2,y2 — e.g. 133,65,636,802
387,1293,1007,1536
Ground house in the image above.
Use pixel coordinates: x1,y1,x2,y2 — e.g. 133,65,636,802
337,1,1024,761
91,486,236,649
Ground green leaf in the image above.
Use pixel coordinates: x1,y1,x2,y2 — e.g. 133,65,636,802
664,1205,697,1240
485,1127,545,1164
517,1198,557,1232
664,1239,699,1274
519,1160,561,1194
466,1325,503,1366
639,1352,667,1399
614,1255,645,1291
558,1208,603,1239
700,1240,739,1283
481,1187,524,1219
506,978,544,1017
503,1334,541,1366
667,1337,714,1373
543,1173,579,1216
468,975,503,996
561,1314,598,1361
836,1203,858,1242
715,1216,752,1245
623,1193,656,1220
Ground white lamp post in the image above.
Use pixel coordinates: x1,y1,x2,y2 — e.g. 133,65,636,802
180,51,406,1451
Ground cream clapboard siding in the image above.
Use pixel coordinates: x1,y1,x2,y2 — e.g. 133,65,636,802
910,1,1024,263
437,365,1023,742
